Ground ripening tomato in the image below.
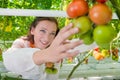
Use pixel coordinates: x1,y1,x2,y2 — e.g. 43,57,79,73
101,49,110,57
111,48,119,61
89,3,112,25
45,62,54,68
93,51,104,60
67,57,73,63
73,16,92,35
67,0,89,18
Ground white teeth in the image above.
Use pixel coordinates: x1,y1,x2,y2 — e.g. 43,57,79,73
43,42,46,44
41,41,47,45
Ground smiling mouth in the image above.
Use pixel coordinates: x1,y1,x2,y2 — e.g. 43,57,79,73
40,40,48,46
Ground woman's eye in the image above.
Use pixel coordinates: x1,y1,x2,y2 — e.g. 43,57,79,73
51,33,56,36
40,30,46,33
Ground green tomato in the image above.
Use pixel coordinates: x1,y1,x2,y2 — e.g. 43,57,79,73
79,27,94,45
101,49,110,57
45,67,53,74
73,16,92,35
93,24,117,49
83,30,94,45
96,42,110,49
83,35,94,45
45,67,58,74
112,55,119,61
51,68,58,74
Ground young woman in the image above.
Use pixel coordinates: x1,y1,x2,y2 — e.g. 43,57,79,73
2,17,83,80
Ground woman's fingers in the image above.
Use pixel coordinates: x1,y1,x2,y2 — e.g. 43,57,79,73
55,27,79,45
59,40,83,52
60,50,80,59
60,23,73,33
62,40,71,44
52,23,79,46
61,27,79,41
48,23,83,62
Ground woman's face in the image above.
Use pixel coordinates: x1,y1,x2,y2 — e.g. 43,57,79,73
31,20,57,49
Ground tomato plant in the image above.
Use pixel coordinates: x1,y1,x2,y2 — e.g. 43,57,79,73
66,0,120,79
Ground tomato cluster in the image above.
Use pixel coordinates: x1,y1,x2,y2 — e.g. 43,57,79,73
66,0,119,61
66,0,117,49
45,62,58,74
92,47,119,61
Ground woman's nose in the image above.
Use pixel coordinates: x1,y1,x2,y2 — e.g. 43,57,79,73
44,34,50,42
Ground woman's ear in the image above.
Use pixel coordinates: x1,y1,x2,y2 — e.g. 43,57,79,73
30,27,35,35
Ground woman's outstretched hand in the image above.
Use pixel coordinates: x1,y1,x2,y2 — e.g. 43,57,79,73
33,23,83,65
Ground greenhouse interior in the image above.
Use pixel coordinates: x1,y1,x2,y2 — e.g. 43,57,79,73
0,0,120,80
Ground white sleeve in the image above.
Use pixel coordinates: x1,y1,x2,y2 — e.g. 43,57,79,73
11,38,25,48
2,48,40,73
2,48,61,80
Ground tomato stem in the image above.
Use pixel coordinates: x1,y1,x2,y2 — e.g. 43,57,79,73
109,0,120,19
66,50,93,80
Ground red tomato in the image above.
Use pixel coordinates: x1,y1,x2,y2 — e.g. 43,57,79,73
94,47,99,51
67,0,89,18
89,3,112,25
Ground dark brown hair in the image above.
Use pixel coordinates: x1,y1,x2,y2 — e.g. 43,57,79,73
27,17,59,44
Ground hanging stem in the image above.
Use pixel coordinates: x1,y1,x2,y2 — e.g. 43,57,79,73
109,0,120,19
66,50,93,80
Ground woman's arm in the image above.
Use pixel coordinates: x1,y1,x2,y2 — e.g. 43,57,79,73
33,23,83,65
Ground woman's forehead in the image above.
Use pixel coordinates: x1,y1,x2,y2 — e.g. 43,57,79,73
36,20,57,31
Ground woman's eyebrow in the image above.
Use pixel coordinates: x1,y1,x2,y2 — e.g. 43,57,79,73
41,27,56,33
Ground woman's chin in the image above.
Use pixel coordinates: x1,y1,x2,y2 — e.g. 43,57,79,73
37,46,47,49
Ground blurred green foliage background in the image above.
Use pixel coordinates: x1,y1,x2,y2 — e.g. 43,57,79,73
0,0,120,56
0,0,71,50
